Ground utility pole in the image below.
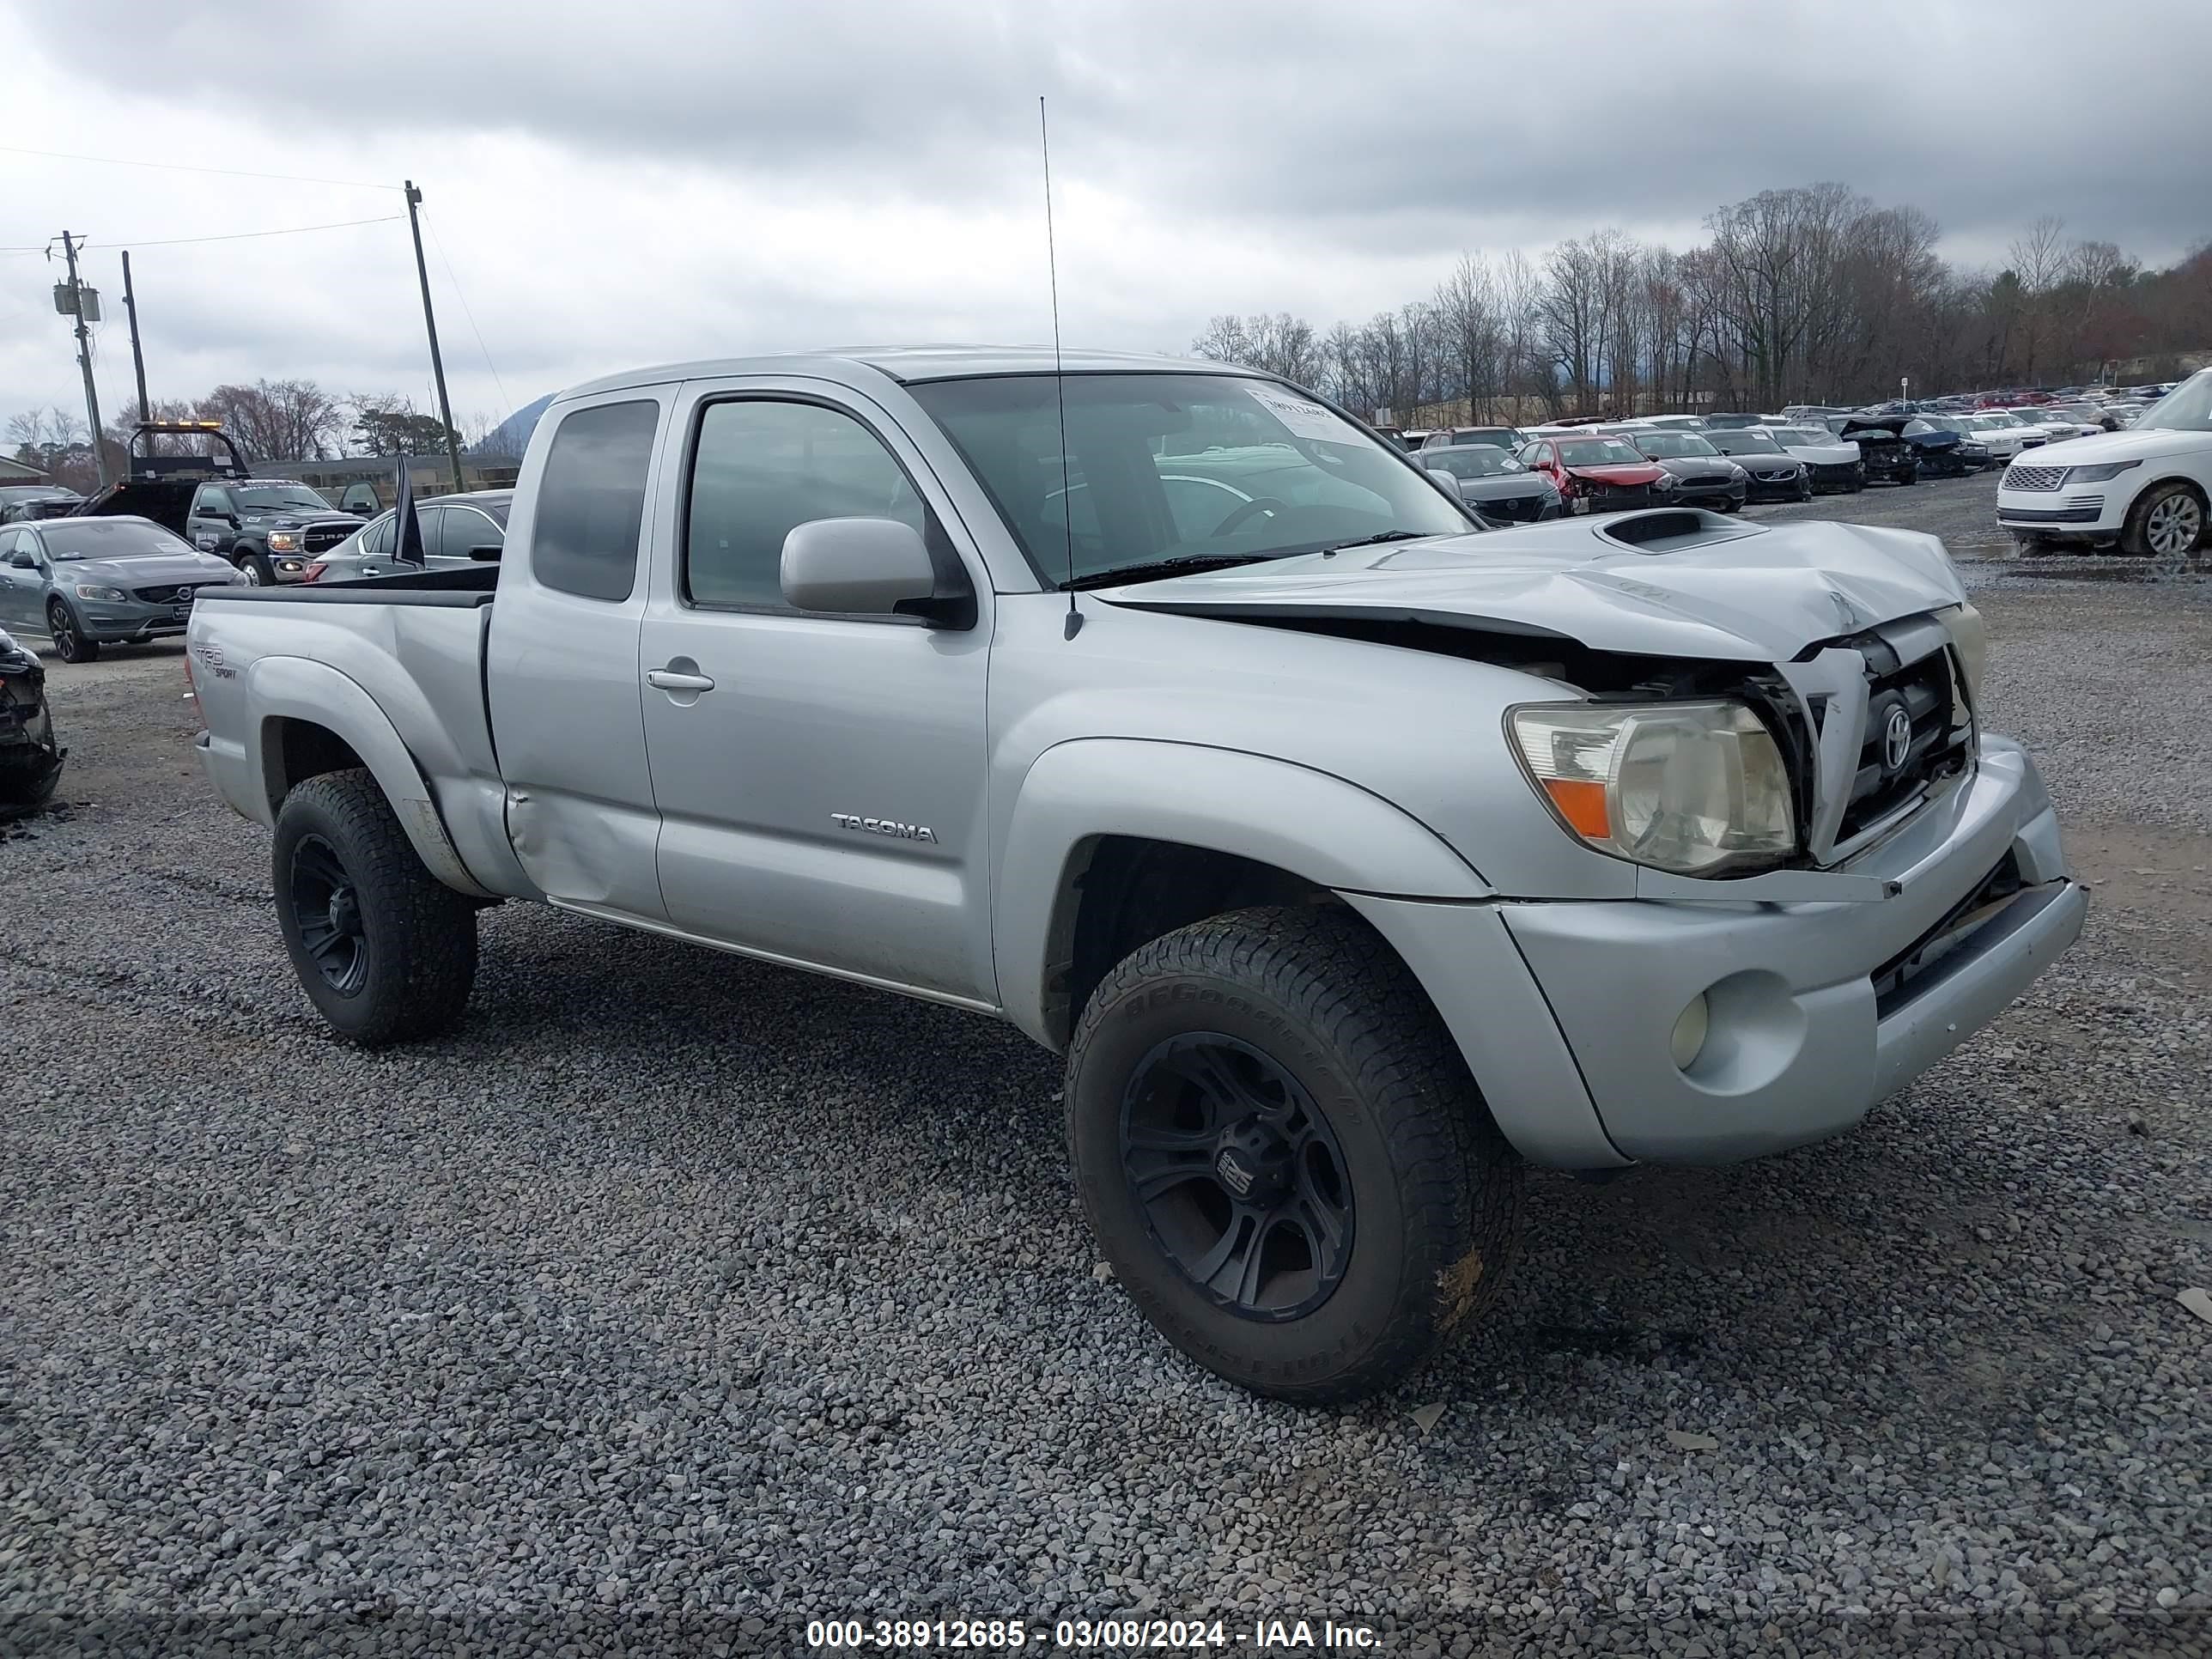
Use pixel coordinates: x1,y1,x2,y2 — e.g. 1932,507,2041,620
403,181,466,493
57,232,111,489
121,251,152,428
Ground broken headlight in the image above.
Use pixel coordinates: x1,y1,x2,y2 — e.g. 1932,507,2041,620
1508,700,1797,875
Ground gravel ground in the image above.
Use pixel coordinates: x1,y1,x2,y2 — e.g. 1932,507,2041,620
3,471,2209,1656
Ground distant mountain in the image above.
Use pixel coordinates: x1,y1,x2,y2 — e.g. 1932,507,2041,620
470,392,555,459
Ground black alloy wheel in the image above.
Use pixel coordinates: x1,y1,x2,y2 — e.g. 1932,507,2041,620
1120,1032,1354,1321
287,832,371,994
46,602,95,665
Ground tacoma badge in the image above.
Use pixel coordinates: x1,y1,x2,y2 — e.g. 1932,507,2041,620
831,812,938,844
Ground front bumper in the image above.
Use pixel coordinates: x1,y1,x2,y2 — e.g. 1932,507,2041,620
1742,471,1809,501
76,599,198,643
1997,482,2126,539
1346,738,2083,1168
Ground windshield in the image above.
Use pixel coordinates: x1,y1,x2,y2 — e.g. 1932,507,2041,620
1555,438,1647,467
37,520,193,559
2135,370,2212,432
1707,431,1782,455
1980,413,2024,428
1448,428,1519,448
234,485,334,512
1631,432,1720,459
1425,447,1521,478
907,374,1472,584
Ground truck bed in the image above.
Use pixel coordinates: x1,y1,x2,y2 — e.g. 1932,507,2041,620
188,566,520,896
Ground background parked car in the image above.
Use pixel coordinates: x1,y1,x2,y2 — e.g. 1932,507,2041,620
1765,424,1865,492
1612,428,1747,510
1834,417,1920,486
0,485,83,525
1514,433,1673,513
2005,407,2101,443
0,515,241,663
303,490,512,583
1419,425,1524,452
1701,428,1814,499
1997,367,2212,561
182,478,365,585
1700,411,1767,429
1418,446,1561,522
1968,410,2051,453
0,623,63,815
1902,416,1992,476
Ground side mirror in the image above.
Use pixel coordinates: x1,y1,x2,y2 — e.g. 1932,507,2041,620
781,516,962,624
1426,467,1465,495
7,551,36,569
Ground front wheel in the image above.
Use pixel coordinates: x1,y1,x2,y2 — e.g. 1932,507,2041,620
2120,482,2205,568
1066,905,1523,1403
239,550,278,586
273,769,478,1044
46,601,98,664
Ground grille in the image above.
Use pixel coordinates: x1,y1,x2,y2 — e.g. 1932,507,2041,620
304,524,353,553
1480,494,1547,521
1810,461,1858,482
2003,464,2065,492
132,581,215,604
1832,640,1967,844
1586,484,1653,507
1753,469,1795,482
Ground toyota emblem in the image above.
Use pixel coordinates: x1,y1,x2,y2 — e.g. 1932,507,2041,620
1881,705,1913,773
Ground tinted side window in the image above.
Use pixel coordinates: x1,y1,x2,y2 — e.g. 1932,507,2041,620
440,507,503,561
533,400,659,602
199,489,233,515
361,514,397,560
684,399,924,610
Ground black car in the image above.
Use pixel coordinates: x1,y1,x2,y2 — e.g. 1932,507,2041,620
1836,417,1921,486
1419,444,1562,522
1702,429,1814,501
1615,429,1748,511
0,624,63,815
183,478,364,585
1902,416,1990,477
0,484,84,525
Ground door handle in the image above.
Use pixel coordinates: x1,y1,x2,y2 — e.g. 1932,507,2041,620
647,667,716,693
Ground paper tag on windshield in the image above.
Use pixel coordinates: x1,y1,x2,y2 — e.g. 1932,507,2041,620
1249,387,1356,445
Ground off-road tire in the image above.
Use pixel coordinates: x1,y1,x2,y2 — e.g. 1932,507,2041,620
46,601,97,664
2119,481,2206,569
1066,904,1522,1404
272,769,477,1045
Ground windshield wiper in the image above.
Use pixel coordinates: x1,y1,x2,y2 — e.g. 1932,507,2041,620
1321,530,1430,553
1059,553,1275,591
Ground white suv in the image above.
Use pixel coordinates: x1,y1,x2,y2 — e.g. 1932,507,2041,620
1996,369,2212,558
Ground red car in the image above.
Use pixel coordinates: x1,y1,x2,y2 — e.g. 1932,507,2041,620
1515,434,1673,514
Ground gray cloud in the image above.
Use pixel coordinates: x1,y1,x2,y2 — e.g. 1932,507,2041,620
4,0,2208,423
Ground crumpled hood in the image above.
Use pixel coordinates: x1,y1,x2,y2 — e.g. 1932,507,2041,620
1099,513,1966,663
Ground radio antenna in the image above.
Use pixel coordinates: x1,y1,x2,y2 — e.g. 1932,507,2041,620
1040,94,1082,640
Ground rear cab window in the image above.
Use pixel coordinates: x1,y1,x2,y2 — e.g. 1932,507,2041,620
531,400,661,602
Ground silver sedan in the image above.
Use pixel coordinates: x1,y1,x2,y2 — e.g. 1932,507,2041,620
0,515,242,663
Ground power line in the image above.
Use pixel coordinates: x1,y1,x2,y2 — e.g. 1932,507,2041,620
0,143,399,191
419,206,512,414
85,215,406,250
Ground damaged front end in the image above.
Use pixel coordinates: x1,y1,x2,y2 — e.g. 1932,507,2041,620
0,628,65,817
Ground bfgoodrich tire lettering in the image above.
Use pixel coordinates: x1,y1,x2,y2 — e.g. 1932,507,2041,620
1065,905,1522,1403
272,769,477,1044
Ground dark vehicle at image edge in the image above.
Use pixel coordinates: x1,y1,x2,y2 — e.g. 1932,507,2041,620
185,478,364,585
0,624,64,813
1903,416,1992,478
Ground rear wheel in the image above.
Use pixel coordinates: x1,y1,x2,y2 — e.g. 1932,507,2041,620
272,769,477,1044
1066,904,1522,1403
45,601,97,664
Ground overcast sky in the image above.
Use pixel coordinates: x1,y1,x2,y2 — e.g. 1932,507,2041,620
4,0,2208,433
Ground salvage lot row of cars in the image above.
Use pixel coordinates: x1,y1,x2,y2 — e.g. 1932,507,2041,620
1402,369,2212,563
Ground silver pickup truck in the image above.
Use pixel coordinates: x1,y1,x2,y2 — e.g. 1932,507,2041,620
186,348,2086,1402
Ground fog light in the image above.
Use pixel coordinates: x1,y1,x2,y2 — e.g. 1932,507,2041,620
1670,994,1710,1071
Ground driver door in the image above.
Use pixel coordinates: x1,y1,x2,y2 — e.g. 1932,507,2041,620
0,529,36,626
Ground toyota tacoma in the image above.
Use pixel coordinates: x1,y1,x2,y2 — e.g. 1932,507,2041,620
185,349,2086,1402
